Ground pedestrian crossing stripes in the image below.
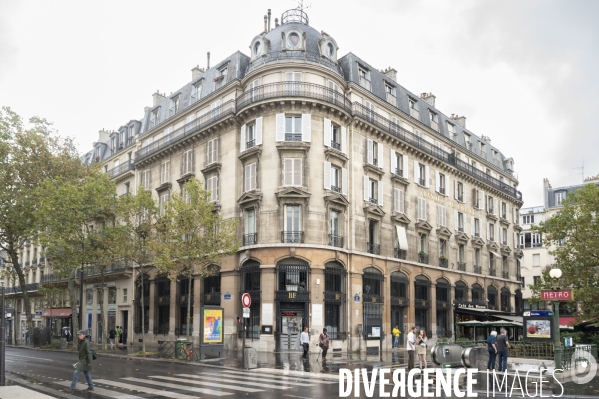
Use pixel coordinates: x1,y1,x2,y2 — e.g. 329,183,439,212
55,368,335,398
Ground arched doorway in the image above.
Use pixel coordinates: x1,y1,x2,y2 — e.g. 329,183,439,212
362,267,384,343
487,286,498,310
154,274,170,335
390,271,409,344
436,278,451,338
472,284,485,306
414,275,431,335
276,258,309,351
324,261,347,340
500,287,510,312
240,260,261,339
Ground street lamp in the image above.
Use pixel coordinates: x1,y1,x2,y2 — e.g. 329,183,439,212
549,267,563,369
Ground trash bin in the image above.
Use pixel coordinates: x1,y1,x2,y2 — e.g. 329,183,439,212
244,346,257,369
176,338,187,358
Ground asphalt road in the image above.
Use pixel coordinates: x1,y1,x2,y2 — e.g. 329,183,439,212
3,347,342,399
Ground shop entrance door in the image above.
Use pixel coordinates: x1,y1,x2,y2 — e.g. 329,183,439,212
280,311,303,350
391,306,405,346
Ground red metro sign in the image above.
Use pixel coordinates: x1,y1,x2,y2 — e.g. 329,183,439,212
541,290,573,301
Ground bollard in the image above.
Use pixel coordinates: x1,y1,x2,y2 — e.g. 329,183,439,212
244,347,257,369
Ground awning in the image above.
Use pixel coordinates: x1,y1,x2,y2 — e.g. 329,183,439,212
396,225,409,250
492,314,523,323
41,308,72,318
560,316,576,329
490,251,501,258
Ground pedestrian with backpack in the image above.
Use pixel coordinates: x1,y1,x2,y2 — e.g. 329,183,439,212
67,330,94,393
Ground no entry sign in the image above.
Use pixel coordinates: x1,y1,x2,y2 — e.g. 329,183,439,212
541,290,572,301
242,293,251,308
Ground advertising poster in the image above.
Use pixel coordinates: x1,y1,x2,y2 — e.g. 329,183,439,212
523,316,553,342
202,308,223,344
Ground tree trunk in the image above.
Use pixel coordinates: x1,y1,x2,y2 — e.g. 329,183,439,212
140,265,146,354
186,274,192,342
68,276,80,347
99,268,107,350
9,249,34,346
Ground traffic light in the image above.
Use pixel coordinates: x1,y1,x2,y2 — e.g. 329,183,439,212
237,317,241,324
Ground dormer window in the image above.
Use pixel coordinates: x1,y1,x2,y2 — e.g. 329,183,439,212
191,83,202,104
287,32,300,48
327,43,334,57
169,96,180,117
150,109,160,128
358,66,371,91
253,41,262,56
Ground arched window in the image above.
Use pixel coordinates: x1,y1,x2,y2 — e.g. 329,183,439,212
362,267,383,301
487,286,498,310
500,287,510,312
390,272,409,303
455,281,468,302
472,284,485,305
436,278,451,338
324,261,347,339
362,267,384,340
203,265,221,306
436,278,450,303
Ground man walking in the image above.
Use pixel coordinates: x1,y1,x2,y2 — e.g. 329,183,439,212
486,331,498,370
392,325,401,349
68,330,93,393
300,327,310,359
115,326,121,345
406,326,417,370
496,328,510,372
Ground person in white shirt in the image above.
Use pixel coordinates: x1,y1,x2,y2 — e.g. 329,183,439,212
300,327,310,359
406,326,417,370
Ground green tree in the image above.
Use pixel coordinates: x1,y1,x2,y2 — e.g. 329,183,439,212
530,183,599,321
153,178,239,341
114,188,160,354
0,106,82,345
37,168,118,346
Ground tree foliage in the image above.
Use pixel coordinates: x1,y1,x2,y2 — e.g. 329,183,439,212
152,178,239,339
0,106,82,344
530,183,599,321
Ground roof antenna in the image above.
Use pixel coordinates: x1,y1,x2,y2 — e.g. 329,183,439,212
573,160,585,182
296,0,312,12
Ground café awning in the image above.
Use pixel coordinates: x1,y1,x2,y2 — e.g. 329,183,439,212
41,308,72,318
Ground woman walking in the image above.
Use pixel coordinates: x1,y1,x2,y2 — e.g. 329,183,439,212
319,328,330,360
416,330,428,369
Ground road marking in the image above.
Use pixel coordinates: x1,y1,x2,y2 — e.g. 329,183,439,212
123,377,233,396
247,367,340,381
149,375,265,392
198,370,321,386
55,380,144,398
173,374,291,390
7,354,52,361
95,379,200,399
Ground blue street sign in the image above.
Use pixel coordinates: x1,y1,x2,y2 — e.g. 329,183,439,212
223,292,231,300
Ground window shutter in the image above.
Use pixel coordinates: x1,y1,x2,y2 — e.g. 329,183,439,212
341,126,347,154
363,176,369,202
390,149,397,173
323,161,331,190
471,216,476,236
301,114,311,142
417,197,422,219
399,189,405,213
487,222,491,240
191,150,195,172
435,170,440,192
445,176,450,196
293,158,302,186
505,204,509,221
437,204,442,226
472,189,477,207
493,197,497,215
423,198,427,220
255,116,263,146
394,188,400,212
377,142,384,168
214,176,219,201
454,180,458,200
513,232,518,248
480,191,485,210
378,181,383,206
212,139,218,164
367,139,374,165
424,165,430,188
250,163,256,190
402,155,409,179
414,160,419,183
244,165,250,191
240,124,246,152
276,113,285,141
323,118,331,147
454,210,459,231
341,167,348,196
284,158,292,186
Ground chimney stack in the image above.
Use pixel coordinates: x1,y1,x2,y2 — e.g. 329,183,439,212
152,90,166,106
191,65,204,80
264,15,267,33
98,128,110,143
419,92,436,107
207,52,210,69
275,18,279,27
267,9,271,32
450,114,466,128
383,66,397,83
481,135,491,144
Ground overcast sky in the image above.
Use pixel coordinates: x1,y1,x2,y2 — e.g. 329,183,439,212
1,0,597,207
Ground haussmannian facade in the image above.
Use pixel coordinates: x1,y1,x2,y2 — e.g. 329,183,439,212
36,8,524,352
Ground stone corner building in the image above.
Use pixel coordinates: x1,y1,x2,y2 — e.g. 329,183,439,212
34,8,524,352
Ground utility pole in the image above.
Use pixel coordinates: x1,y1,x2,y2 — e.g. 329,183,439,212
573,160,585,183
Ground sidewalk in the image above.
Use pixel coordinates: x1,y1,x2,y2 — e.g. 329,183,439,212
0,384,57,399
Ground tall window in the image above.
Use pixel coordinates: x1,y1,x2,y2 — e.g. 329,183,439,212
247,124,256,148
240,261,261,338
458,245,465,270
456,181,464,201
191,83,202,103
324,262,346,340
160,160,170,184
285,72,301,95
438,173,446,195
206,175,218,202
330,166,341,193
206,138,218,165
329,211,342,247
358,66,371,91
285,116,302,142
182,149,194,175
283,158,302,186
474,248,481,268
159,193,169,216
474,218,480,237
244,162,257,192
285,205,300,232
418,163,426,186
244,208,257,245
367,220,379,254
555,191,566,205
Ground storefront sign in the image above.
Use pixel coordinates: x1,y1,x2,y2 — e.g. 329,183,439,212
281,312,297,316
541,289,572,301
455,302,487,310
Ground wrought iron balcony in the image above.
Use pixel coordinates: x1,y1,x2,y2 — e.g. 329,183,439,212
330,141,341,151
371,158,378,167
394,168,403,177
236,82,352,115
243,233,258,245
178,294,194,306
329,234,344,248
202,292,220,305
474,232,480,237
502,271,510,279
474,265,482,274
367,242,380,255
362,294,383,304
458,226,464,232
418,178,425,186
4,283,39,294
368,197,377,204
107,160,135,180
330,185,341,193
489,267,497,277
246,139,256,149
155,295,170,306
285,133,302,142
418,253,429,264
457,194,464,202
136,100,235,163
82,261,128,277
457,262,466,271
245,51,344,77
275,290,309,301
281,231,304,244
394,248,407,260
439,187,446,195
439,257,448,268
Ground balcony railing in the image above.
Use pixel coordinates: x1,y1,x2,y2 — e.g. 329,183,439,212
394,168,403,177
243,233,258,246
394,248,407,260
245,51,344,76
82,261,128,277
474,265,482,274
285,133,302,142
439,187,446,195
367,243,380,255
281,231,304,244
489,267,497,277
236,82,352,115
457,262,466,271
329,234,344,248
247,139,256,149
331,141,341,151
330,185,341,193
203,292,220,305
136,100,235,163
352,103,520,200
457,194,464,202
4,283,39,294
418,253,429,264
502,271,510,279
439,258,448,268
107,160,135,180
418,178,425,186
